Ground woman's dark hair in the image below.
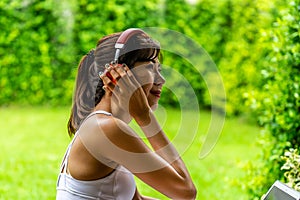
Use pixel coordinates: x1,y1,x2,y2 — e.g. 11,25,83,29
67,31,160,136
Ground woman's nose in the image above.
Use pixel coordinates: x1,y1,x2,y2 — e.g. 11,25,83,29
155,72,165,86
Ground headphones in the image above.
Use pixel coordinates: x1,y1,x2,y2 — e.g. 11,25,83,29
113,28,146,63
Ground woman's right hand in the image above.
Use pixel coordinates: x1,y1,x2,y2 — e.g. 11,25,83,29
100,63,151,125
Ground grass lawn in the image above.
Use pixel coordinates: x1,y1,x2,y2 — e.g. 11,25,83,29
0,106,261,199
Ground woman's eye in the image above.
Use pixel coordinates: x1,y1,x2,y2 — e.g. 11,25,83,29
146,64,154,70
158,66,162,72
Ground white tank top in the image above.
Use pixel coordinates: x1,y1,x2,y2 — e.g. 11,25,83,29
56,110,136,200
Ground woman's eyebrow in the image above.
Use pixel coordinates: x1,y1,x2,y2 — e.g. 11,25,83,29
157,64,162,71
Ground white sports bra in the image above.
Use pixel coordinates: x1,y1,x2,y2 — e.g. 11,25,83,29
56,110,136,200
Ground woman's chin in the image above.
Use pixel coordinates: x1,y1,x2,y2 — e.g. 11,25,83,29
150,103,158,111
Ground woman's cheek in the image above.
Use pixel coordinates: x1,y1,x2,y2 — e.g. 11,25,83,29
136,72,154,86
142,84,152,95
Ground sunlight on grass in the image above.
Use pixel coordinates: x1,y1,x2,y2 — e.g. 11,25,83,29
0,106,260,199
0,107,70,199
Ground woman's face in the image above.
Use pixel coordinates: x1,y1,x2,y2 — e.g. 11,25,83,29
133,58,165,110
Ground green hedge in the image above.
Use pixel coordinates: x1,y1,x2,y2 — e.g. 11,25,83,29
0,0,279,115
242,0,300,198
0,0,75,105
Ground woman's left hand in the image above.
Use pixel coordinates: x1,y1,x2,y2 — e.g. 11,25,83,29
100,63,151,124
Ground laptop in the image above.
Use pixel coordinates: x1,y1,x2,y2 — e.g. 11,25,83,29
263,180,300,200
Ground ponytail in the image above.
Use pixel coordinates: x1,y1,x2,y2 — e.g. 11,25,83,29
67,49,105,136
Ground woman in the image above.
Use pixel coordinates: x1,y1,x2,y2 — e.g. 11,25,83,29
56,29,197,200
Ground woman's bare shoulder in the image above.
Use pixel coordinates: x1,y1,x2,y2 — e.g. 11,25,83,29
79,113,122,129
80,114,138,143
96,115,132,135
78,114,148,158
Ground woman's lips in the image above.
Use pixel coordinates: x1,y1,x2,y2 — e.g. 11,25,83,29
150,90,161,97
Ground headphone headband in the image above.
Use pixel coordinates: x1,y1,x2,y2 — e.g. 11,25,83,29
114,28,146,62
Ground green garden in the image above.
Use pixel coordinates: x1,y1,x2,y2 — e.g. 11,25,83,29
0,0,299,199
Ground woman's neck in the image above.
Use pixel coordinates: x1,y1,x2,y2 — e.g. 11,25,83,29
94,95,112,113
94,93,132,124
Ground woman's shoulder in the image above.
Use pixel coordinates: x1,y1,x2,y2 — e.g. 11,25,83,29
78,114,142,155
80,113,132,138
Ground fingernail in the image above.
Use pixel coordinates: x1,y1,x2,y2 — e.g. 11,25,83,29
105,63,110,69
127,70,133,77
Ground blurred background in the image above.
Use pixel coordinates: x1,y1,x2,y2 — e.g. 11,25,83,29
0,0,299,199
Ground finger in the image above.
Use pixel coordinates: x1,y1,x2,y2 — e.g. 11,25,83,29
115,69,137,91
102,63,117,84
102,67,123,94
106,71,117,84
108,63,123,83
98,71,104,78
123,65,134,77
100,73,110,84
102,85,112,95
115,64,127,77
100,74,115,90
109,64,130,88
127,70,141,88
122,64,129,71
109,69,121,83
118,64,139,85
113,65,130,86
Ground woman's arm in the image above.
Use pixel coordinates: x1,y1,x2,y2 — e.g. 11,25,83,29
79,116,196,199
97,63,197,199
137,111,195,188
135,111,197,199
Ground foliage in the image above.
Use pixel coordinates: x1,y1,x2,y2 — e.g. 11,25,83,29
217,0,276,115
0,0,283,115
0,0,75,106
72,0,162,55
242,0,300,198
0,0,163,106
281,149,300,191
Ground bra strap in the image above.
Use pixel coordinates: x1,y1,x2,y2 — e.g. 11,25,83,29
92,110,112,116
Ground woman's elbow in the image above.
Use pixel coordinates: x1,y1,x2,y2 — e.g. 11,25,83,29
175,184,197,200
191,186,197,199
185,186,197,200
